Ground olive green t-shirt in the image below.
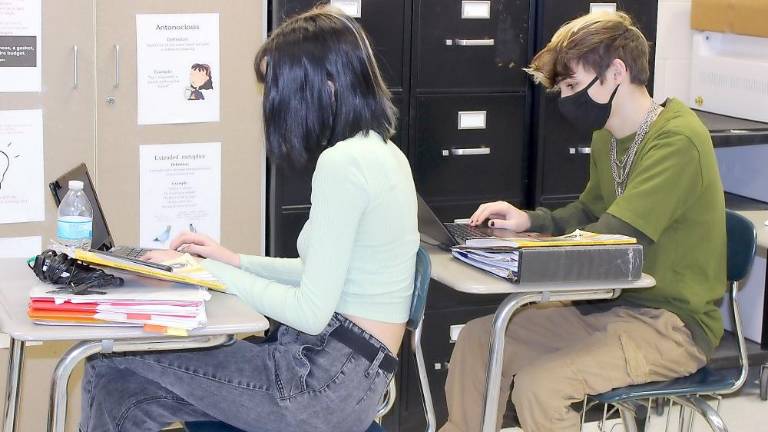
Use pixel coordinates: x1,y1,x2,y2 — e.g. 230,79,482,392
531,98,727,355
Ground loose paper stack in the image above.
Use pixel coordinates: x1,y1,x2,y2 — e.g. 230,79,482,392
27,253,221,335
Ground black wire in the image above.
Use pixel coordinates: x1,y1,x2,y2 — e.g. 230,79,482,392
29,249,124,294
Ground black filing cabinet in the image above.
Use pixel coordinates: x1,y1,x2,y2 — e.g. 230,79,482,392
531,0,658,209
410,0,533,222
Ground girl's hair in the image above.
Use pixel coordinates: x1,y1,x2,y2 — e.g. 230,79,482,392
191,63,213,90
254,6,396,167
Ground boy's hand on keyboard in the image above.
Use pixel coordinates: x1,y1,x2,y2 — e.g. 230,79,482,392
469,201,531,232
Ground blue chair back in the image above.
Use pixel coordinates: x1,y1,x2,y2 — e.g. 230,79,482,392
407,247,431,332
726,210,757,283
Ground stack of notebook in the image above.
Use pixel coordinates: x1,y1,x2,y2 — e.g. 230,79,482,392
451,230,643,283
27,251,222,335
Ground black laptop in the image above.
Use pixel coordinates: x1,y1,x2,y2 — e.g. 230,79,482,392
417,194,497,249
49,163,150,258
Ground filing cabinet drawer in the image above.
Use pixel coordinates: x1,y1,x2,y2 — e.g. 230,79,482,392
413,93,526,204
273,0,408,89
419,305,503,427
535,92,591,205
270,206,309,258
414,0,530,91
271,163,314,208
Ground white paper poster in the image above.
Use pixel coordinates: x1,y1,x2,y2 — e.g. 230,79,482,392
0,235,41,258
0,109,44,224
136,13,220,125
139,143,221,249
0,0,41,92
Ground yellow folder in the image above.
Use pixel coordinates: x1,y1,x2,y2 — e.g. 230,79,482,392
73,249,226,292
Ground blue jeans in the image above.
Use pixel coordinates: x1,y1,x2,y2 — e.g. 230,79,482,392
80,314,396,432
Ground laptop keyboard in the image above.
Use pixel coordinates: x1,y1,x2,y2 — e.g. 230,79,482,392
445,223,491,245
111,246,150,259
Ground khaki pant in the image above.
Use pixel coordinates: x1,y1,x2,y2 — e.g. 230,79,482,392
439,304,706,432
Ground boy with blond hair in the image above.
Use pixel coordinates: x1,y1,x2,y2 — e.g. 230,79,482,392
441,11,726,432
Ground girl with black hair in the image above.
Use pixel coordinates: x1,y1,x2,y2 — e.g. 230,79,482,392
80,6,418,432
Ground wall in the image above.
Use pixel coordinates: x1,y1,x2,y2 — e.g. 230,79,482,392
653,0,768,202
652,0,694,104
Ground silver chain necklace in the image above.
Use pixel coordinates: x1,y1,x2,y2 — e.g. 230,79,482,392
610,101,663,197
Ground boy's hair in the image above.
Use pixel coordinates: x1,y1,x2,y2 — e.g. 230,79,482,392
524,11,650,89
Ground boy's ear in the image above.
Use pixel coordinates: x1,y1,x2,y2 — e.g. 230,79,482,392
610,58,629,83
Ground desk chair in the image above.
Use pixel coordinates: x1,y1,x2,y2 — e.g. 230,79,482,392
586,210,757,432
184,246,435,432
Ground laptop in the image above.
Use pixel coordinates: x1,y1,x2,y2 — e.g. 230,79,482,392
417,194,497,249
49,163,151,259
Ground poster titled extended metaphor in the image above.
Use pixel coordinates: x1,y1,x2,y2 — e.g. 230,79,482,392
139,143,221,249
136,13,220,125
0,0,42,92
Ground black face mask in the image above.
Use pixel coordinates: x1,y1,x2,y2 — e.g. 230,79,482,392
558,76,620,132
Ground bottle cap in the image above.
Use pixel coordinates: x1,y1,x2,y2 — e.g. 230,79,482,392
68,180,84,190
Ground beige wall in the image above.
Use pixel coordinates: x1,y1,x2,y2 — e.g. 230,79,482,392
0,1,266,430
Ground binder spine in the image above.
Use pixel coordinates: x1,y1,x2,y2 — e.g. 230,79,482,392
517,245,643,283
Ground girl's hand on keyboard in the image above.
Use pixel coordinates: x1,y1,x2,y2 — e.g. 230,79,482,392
469,201,531,232
141,249,183,263
167,232,241,267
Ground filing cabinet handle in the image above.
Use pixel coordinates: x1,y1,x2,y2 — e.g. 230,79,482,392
445,38,495,46
72,45,78,89
113,44,120,88
442,147,491,157
568,147,591,155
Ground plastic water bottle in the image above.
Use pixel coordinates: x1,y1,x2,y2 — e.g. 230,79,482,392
56,180,93,249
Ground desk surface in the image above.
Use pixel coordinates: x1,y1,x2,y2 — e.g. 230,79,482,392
0,258,269,342
735,210,768,250
424,245,656,295
694,109,768,148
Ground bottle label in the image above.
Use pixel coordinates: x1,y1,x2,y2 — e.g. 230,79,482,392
56,217,92,240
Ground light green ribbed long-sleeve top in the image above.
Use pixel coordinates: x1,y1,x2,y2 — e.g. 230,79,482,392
201,132,419,335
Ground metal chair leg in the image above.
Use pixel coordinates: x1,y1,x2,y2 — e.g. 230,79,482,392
677,404,686,432
601,403,608,432
644,398,652,431
664,399,675,432
672,395,728,432
687,405,695,432
618,404,639,432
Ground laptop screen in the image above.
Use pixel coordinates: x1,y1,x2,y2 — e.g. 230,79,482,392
417,194,456,248
48,163,115,251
